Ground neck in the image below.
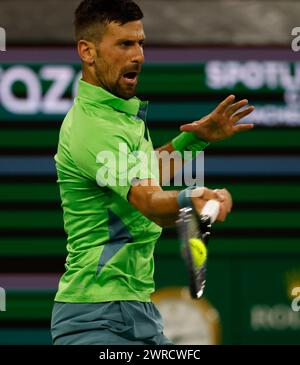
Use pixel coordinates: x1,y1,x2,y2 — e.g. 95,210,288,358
82,68,100,87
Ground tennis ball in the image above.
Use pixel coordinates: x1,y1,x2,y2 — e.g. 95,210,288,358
189,238,207,269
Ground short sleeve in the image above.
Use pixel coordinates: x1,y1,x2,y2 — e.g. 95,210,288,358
70,115,159,201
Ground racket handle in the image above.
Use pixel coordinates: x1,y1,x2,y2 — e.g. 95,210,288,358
201,199,220,223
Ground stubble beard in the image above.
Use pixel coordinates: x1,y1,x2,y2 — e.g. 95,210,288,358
94,63,136,100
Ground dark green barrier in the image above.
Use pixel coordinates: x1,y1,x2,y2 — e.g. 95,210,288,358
1,181,300,203
0,209,299,230
0,291,54,321
1,128,300,152
1,236,300,258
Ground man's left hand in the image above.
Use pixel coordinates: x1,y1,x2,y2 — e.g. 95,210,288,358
180,95,255,142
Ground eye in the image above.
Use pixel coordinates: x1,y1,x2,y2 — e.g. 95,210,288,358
121,41,133,47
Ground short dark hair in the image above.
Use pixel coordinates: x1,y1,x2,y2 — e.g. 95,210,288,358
74,0,144,42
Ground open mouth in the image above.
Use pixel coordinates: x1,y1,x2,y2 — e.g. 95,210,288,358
123,72,138,80
123,72,138,85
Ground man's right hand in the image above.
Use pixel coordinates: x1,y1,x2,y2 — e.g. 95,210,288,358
190,187,232,222
128,179,232,227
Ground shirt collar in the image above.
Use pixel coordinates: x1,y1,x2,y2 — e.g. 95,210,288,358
77,79,147,117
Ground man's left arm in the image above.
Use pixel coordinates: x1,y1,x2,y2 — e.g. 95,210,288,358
156,95,254,185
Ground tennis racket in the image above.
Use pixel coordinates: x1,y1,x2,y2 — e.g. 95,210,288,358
176,199,220,299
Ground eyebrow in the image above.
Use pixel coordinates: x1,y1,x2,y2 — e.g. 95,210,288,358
117,37,146,43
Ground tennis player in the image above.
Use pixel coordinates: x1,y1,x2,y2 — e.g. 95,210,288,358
51,0,254,345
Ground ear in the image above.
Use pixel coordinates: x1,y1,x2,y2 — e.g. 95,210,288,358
77,40,97,66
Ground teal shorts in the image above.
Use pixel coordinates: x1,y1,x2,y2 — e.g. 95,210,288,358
51,301,172,345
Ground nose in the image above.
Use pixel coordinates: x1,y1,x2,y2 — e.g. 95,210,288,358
131,44,144,65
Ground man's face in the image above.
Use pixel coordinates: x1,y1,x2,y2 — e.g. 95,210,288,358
94,20,145,100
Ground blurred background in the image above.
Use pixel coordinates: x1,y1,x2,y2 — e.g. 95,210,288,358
0,0,300,345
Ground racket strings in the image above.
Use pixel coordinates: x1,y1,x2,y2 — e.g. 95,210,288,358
177,207,212,299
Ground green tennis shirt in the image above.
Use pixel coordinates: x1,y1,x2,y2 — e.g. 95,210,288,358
54,80,162,303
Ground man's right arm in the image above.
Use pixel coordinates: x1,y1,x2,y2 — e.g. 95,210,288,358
127,179,232,227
